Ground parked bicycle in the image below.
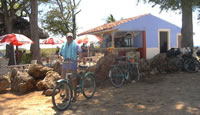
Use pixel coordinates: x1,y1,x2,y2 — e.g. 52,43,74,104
52,65,96,111
109,56,140,88
183,49,200,73
167,47,199,73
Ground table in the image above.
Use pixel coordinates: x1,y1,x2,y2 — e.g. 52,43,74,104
85,56,97,67
7,64,30,72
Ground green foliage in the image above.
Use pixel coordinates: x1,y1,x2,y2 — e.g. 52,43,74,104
40,48,57,57
137,0,200,12
105,14,116,23
21,53,32,64
41,0,81,36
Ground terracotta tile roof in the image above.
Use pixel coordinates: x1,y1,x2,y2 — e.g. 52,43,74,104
78,14,149,36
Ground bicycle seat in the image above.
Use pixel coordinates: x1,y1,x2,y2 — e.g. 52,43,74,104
116,56,126,60
79,65,88,69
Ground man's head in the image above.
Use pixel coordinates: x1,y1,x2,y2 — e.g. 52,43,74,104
66,33,73,43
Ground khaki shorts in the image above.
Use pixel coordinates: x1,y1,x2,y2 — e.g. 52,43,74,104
61,68,78,89
61,60,78,89
61,69,77,79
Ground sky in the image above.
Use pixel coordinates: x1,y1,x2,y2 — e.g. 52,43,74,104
76,0,200,46
0,0,199,50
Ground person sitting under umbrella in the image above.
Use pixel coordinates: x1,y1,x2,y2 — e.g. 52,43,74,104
81,43,88,64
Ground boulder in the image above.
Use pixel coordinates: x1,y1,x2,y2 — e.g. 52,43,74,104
28,64,53,79
148,53,168,73
10,69,36,93
45,89,53,96
36,80,45,90
0,74,10,93
91,53,117,85
138,59,151,73
36,71,61,91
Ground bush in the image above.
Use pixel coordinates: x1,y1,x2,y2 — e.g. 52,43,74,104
21,53,32,64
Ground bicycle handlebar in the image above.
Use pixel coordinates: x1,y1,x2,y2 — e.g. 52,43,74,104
116,56,132,60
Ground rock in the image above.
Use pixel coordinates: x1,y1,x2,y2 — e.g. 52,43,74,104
138,53,168,76
36,71,61,90
10,68,18,77
149,53,168,73
10,70,36,94
138,59,151,73
92,53,117,86
0,74,10,93
45,89,53,96
28,64,53,79
36,80,45,90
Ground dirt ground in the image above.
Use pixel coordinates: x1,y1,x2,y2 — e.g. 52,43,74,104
0,72,200,115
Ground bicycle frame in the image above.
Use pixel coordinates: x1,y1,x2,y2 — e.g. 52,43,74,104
56,71,95,97
117,57,135,80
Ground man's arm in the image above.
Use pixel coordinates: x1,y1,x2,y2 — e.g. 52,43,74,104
59,45,64,61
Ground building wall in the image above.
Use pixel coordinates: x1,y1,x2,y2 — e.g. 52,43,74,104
115,14,181,59
133,31,143,48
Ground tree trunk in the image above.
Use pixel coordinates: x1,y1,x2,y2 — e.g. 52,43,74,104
30,0,41,62
71,0,76,39
181,0,193,48
2,0,16,65
72,14,76,39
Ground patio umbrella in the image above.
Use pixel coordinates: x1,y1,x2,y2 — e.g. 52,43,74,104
76,34,102,45
41,37,64,66
0,33,33,45
76,35,102,58
41,37,64,45
0,33,34,65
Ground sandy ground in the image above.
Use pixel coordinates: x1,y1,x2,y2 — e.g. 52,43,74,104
0,72,200,115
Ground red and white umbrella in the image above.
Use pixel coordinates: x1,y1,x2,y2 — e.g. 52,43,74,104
0,33,33,46
0,33,33,65
41,37,64,45
76,34,102,45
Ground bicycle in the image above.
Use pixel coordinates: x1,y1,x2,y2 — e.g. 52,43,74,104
183,52,199,73
167,47,200,73
109,56,140,88
52,65,96,111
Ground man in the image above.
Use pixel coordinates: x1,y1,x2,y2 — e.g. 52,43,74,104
59,32,81,101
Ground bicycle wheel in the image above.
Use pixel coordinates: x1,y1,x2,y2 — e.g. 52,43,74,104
129,63,140,81
52,82,72,111
109,67,125,88
82,73,96,99
184,58,199,73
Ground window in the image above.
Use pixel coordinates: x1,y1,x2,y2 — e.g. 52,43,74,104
124,34,132,47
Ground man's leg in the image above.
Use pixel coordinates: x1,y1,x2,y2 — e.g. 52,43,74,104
68,70,78,102
60,68,70,100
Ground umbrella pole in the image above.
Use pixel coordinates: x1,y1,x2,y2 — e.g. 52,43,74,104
16,46,19,64
13,46,17,65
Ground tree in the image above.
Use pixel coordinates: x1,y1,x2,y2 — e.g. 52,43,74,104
41,0,81,38
137,0,200,48
29,0,40,61
0,0,49,64
0,0,30,65
105,14,116,23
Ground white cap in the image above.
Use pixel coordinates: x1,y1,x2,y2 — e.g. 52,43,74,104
66,33,73,38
